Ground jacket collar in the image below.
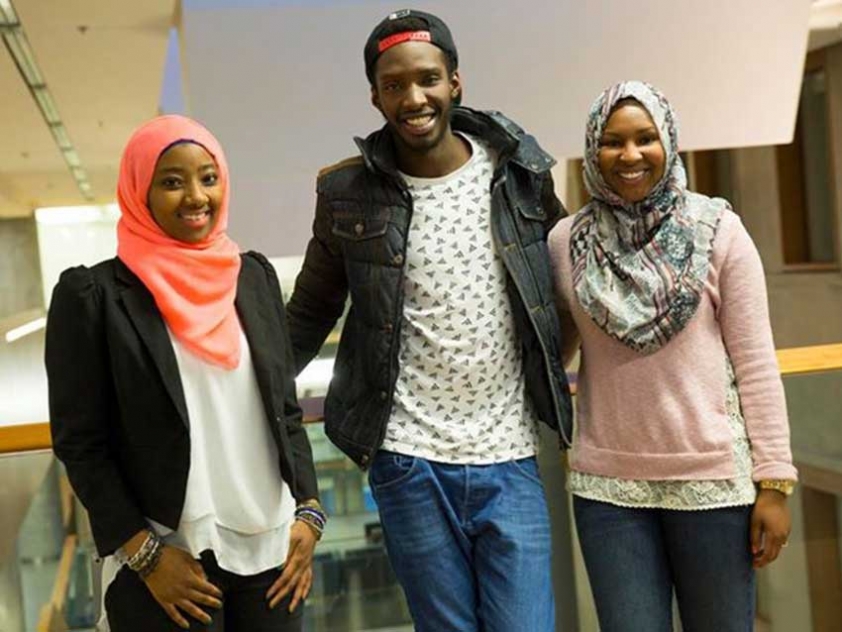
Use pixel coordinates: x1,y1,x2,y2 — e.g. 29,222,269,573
115,258,190,427
232,260,279,426
353,106,555,178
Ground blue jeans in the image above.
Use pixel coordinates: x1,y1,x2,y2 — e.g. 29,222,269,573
573,496,756,632
368,451,555,632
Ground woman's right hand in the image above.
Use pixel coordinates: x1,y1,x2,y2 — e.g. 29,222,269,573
142,546,224,629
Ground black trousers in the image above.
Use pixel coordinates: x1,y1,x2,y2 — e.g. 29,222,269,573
105,551,303,632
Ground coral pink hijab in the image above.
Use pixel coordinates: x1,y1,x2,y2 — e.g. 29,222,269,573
116,115,242,369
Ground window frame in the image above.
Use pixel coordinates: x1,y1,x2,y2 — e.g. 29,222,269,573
777,49,840,273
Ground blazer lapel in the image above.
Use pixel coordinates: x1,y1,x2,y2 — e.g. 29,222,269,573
116,261,190,428
235,262,278,422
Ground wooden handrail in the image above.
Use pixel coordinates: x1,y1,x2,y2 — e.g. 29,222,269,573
0,422,51,454
0,416,325,455
1,342,840,455
776,343,842,376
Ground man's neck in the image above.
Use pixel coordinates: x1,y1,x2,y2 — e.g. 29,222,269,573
395,131,472,179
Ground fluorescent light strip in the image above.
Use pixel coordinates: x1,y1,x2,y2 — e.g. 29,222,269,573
0,0,18,24
33,87,60,125
3,29,42,85
5,317,46,343
0,0,93,201
50,123,73,150
61,147,81,168
812,0,842,10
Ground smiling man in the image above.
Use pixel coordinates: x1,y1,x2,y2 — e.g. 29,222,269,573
286,9,573,631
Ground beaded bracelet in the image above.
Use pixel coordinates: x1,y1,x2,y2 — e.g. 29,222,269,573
296,515,324,539
296,507,326,526
297,507,326,526
295,500,327,540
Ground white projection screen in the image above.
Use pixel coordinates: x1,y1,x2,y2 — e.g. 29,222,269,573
179,0,812,256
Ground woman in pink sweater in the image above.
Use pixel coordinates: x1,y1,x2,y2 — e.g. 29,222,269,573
549,81,797,631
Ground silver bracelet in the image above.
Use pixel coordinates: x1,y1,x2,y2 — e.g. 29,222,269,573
126,530,163,576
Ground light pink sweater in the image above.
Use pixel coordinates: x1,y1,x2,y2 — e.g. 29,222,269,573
549,210,797,482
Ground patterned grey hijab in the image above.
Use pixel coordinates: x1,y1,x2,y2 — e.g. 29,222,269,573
570,81,726,354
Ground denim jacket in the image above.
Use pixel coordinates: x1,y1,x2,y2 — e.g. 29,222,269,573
287,106,574,468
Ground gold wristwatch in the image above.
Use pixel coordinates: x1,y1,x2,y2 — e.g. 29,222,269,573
758,479,795,496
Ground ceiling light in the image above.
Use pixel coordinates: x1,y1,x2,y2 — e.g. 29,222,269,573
0,0,18,24
3,28,43,85
61,148,81,168
1,0,93,201
812,0,842,9
49,123,72,149
5,317,46,343
33,87,60,125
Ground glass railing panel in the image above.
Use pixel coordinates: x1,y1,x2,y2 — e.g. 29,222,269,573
0,450,69,632
3,429,412,632
304,421,413,632
784,370,842,469
755,369,842,631
3,345,841,632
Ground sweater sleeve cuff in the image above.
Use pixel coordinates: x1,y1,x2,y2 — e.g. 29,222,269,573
752,462,799,483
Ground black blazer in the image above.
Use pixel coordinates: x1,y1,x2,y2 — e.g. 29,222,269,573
45,252,318,557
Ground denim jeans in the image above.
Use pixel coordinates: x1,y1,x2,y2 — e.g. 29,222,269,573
368,451,555,632
573,496,756,632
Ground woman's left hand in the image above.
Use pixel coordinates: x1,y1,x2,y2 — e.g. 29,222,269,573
266,520,318,611
750,489,791,568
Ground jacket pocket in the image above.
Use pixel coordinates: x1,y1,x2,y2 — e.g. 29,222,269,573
331,212,389,241
506,171,547,245
330,206,399,272
515,199,547,222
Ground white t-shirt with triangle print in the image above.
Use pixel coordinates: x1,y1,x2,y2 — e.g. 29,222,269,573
383,133,540,464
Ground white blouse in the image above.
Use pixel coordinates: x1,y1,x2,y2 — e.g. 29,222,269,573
159,325,296,575
99,324,296,629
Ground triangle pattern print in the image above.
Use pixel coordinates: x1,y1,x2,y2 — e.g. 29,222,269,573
383,134,540,464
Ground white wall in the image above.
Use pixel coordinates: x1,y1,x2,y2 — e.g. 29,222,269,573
178,0,811,257
0,219,43,319
0,206,120,428
34,205,120,309
0,330,48,427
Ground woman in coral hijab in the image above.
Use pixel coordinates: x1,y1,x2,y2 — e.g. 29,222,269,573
46,115,323,631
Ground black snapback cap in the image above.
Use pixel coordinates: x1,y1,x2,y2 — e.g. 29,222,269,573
364,9,458,83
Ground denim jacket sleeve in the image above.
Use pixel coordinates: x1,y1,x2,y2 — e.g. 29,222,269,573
540,170,567,234
286,182,350,374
